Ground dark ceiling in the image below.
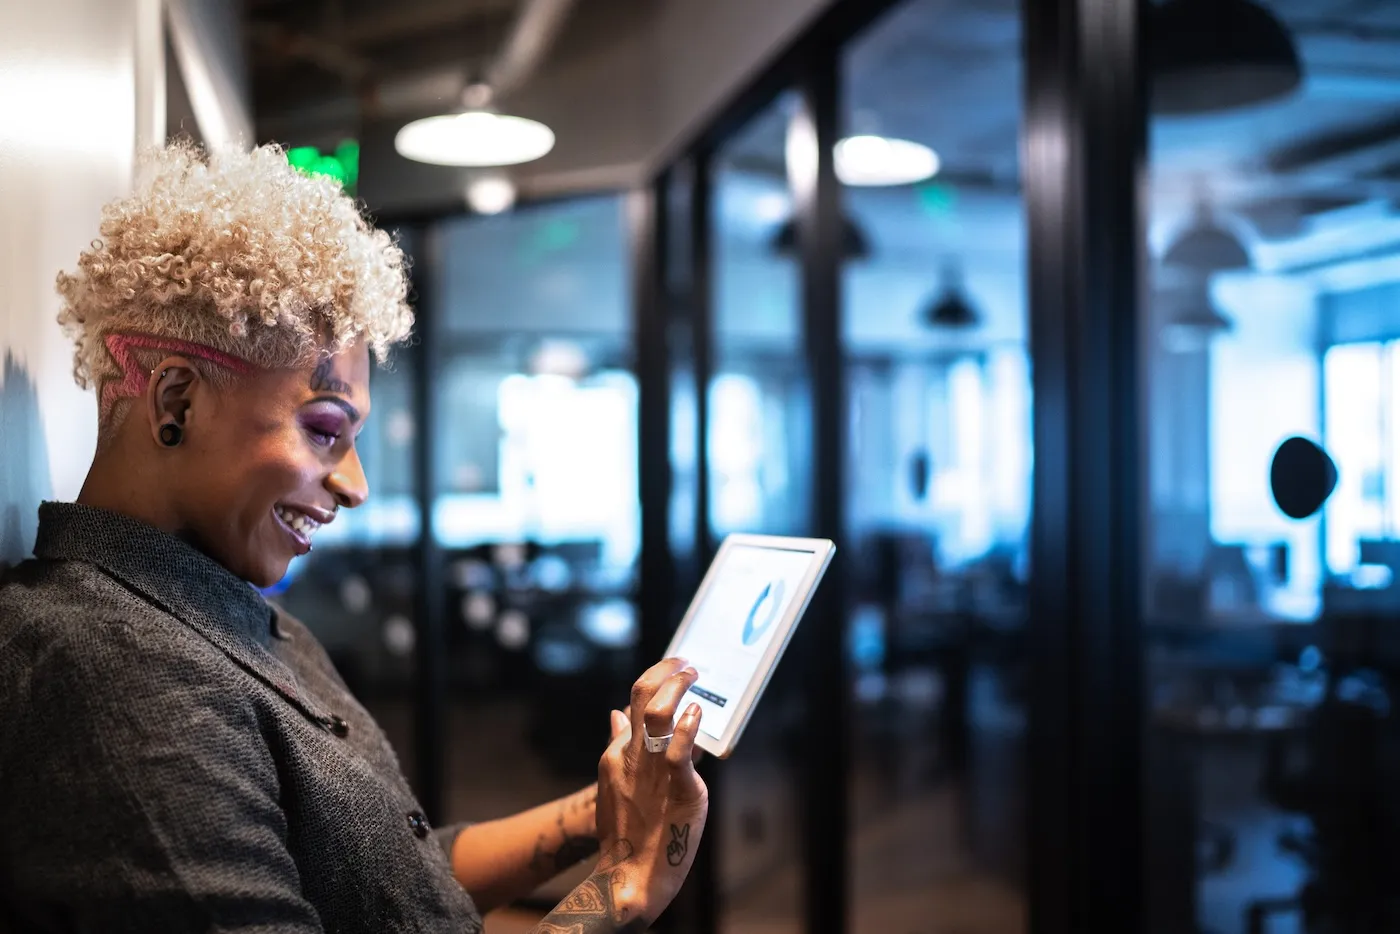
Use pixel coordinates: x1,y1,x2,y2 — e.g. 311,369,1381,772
245,0,522,138
244,0,1400,271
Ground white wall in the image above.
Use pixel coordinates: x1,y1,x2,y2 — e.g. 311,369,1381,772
1207,273,1322,611
0,0,154,563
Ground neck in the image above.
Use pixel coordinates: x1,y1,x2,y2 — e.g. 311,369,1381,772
76,437,179,536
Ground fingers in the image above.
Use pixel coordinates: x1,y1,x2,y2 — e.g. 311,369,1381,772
629,657,689,740
610,709,630,742
643,666,699,744
664,703,707,803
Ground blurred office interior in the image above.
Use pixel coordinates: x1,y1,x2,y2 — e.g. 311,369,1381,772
6,0,1400,932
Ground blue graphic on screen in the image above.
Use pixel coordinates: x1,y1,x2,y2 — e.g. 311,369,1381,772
741,579,785,646
671,544,817,737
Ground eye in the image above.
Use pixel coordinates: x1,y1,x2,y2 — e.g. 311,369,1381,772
302,418,344,448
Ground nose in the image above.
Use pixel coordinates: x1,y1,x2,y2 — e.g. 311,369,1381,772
326,446,369,509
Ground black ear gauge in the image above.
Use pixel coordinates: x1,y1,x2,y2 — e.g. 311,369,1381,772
158,423,183,447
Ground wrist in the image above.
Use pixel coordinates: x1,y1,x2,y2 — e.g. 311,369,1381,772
589,857,651,929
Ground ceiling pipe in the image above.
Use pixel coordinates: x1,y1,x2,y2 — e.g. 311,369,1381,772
257,0,577,139
481,0,580,105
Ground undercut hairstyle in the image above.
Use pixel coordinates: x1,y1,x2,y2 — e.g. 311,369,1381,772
55,141,414,445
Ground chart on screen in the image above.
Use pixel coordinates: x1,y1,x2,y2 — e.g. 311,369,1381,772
671,544,816,737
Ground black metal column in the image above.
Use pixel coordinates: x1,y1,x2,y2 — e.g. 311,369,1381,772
632,183,675,671
690,153,715,570
1023,0,1148,931
680,150,720,934
412,223,448,823
794,58,850,934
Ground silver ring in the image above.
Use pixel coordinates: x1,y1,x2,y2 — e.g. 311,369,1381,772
643,727,673,754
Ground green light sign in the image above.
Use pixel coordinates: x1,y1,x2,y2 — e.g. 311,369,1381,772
917,182,957,218
286,139,360,192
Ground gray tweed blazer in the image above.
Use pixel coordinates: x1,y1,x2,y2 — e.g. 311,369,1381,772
0,502,482,933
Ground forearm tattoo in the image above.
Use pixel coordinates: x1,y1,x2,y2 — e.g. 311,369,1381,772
530,789,601,878
531,853,648,934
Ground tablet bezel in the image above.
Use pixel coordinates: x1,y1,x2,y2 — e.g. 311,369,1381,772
663,533,836,758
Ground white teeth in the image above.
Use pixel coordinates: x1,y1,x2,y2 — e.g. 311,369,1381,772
277,507,320,539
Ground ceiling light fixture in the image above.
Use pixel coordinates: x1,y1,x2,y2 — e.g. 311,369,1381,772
835,135,940,187
769,215,872,260
1159,283,1235,353
1161,201,1252,273
465,174,518,214
396,110,555,167
922,261,981,329
1151,0,1303,115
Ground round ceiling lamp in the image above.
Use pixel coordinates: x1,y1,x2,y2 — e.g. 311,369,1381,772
465,174,518,214
1151,0,1303,115
395,111,555,167
835,135,941,187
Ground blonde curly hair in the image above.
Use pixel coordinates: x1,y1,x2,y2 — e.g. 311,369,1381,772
55,141,413,438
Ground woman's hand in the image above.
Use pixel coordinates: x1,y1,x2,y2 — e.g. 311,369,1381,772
530,658,708,932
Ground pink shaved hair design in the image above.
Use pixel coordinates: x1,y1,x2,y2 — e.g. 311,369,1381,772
100,332,253,420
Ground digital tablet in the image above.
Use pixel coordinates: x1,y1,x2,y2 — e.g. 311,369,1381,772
663,534,836,758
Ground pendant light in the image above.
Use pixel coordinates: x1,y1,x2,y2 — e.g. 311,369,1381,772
1159,280,1234,353
834,135,940,187
1151,0,1303,115
395,83,555,167
768,215,872,260
1162,201,1252,273
921,261,980,329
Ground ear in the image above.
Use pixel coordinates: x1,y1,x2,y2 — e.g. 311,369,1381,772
145,356,199,446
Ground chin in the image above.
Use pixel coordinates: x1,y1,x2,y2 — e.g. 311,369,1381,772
231,551,291,591
249,559,291,591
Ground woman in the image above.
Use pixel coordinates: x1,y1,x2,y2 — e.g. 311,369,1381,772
0,143,707,933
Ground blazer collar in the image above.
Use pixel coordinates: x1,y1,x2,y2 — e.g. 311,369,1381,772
32,502,331,721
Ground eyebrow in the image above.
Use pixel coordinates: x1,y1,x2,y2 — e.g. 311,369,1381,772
307,395,362,424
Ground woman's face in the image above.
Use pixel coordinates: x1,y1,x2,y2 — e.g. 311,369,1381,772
169,344,373,588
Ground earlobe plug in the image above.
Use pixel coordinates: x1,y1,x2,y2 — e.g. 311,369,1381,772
159,424,183,447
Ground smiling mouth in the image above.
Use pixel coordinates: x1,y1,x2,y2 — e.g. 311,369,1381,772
273,505,322,555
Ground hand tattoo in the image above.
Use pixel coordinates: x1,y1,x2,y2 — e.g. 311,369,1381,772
310,359,352,395
666,824,690,867
531,860,648,934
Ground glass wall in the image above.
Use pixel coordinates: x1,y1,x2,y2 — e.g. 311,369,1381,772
841,0,1027,930
430,195,640,906
1144,1,1400,930
709,91,813,933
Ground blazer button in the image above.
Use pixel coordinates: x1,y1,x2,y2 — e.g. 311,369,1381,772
408,811,430,839
329,716,350,737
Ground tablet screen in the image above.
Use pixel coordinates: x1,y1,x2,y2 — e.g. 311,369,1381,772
671,543,819,738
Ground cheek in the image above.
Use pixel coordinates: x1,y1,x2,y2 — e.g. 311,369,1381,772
208,434,322,514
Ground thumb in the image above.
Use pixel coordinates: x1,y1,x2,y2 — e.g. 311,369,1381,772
609,708,630,741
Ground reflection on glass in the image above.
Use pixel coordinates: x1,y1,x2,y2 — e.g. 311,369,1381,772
1147,2,1400,931
428,196,640,907
842,0,1027,930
